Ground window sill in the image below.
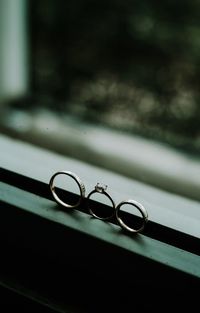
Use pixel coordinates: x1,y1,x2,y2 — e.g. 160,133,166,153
1,133,200,239
1,134,200,311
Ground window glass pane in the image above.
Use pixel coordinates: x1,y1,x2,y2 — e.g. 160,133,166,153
27,0,200,153
0,0,200,200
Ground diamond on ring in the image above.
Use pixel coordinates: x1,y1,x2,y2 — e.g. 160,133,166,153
87,183,115,220
95,183,108,193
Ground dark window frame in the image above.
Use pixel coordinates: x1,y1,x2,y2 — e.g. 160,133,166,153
1,139,200,312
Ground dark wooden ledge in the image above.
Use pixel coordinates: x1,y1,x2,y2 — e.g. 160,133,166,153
0,167,200,312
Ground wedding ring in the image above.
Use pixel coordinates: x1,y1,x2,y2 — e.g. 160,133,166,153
87,183,116,220
49,171,86,208
116,199,148,233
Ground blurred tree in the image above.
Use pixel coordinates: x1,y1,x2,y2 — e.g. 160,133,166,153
20,0,200,153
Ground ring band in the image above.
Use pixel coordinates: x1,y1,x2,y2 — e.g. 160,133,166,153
115,199,148,233
87,183,116,220
49,171,86,208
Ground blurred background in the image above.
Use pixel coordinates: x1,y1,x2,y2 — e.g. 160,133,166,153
0,0,200,199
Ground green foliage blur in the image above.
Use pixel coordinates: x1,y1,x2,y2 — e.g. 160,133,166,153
26,0,200,153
